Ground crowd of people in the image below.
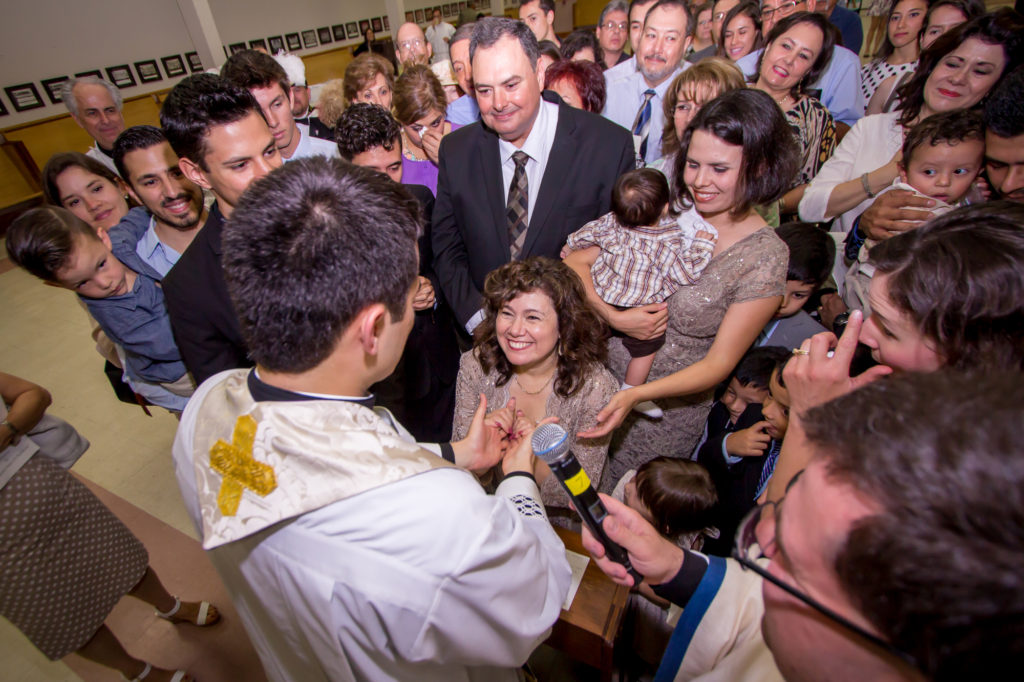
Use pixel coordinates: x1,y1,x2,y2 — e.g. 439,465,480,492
3,0,1024,680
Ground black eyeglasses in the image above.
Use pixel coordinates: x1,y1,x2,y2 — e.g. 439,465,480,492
760,0,806,19
732,484,919,671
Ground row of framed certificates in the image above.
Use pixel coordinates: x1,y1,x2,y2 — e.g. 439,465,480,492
0,4,475,117
0,53,204,115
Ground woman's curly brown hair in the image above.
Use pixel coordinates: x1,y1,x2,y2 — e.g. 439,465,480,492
474,257,609,398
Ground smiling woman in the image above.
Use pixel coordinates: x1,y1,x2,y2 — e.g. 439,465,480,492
452,258,617,524
717,1,762,63
861,0,928,105
566,89,797,487
752,11,837,211
42,152,131,232
799,10,1024,236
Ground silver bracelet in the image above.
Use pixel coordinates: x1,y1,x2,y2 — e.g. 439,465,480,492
1,419,20,435
860,173,875,198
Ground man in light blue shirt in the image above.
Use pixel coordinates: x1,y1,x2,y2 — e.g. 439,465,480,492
603,0,693,166
736,0,863,127
112,125,207,277
445,22,481,125
603,0,658,84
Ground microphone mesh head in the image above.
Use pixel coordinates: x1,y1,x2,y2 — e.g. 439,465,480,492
531,423,569,464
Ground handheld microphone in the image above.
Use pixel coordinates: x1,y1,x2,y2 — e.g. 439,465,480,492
531,423,643,585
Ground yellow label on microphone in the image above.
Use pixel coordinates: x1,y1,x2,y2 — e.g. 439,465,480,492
564,470,591,496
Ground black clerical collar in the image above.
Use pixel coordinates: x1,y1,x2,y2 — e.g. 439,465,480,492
247,370,375,408
96,144,115,159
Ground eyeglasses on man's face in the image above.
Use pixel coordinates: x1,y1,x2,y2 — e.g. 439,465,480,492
760,0,806,19
732,474,919,671
398,39,425,51
601,21,628,31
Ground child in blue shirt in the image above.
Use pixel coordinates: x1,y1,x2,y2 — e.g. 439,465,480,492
6,207,192,411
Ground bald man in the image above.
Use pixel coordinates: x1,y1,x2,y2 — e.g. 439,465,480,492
396,22,432,68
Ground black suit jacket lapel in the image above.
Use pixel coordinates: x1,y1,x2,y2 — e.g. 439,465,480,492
523,101,575,256
477,128,509,253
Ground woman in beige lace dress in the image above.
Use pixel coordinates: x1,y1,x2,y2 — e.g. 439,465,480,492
452,258,618,525
568,89,797,489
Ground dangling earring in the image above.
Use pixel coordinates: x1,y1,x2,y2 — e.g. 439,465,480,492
556,339,563,357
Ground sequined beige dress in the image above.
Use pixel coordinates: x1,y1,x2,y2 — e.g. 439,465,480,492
603,227,787,489
452,351,617,516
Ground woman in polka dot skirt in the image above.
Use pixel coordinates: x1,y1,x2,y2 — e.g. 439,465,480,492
0,372,220,682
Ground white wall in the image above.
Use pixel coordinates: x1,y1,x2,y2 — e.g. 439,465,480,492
0,0,389,128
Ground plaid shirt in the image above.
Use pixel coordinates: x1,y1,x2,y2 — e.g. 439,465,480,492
565,207,718,307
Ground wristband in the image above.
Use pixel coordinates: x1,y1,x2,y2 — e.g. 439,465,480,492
1,419,20,436
860,173,875,198
844,216,866,262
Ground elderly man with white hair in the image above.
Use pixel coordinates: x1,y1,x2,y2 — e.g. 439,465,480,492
60,76,127,175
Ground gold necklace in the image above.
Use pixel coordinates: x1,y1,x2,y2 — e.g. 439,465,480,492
757,81,791,109
513,372,554,395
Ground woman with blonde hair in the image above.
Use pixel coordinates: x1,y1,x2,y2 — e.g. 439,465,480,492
311,78,346,133
342,53,395,109
650,57,746,185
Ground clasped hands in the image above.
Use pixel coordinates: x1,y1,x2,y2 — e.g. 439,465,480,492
450,395,557,476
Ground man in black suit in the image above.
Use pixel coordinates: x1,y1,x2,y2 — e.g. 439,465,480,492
160,74,283,384
432,17,634,332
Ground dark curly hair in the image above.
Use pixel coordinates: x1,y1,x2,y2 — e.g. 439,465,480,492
473,257,609,398
335,103,402,160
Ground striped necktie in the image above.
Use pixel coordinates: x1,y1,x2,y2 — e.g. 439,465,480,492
631,89,656,166
755,440,782,500
506,150,530,260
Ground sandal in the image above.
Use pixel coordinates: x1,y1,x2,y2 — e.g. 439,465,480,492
155,596,221,626
121,662,191,682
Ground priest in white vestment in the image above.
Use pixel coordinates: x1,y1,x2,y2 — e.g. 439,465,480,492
172,158,571,682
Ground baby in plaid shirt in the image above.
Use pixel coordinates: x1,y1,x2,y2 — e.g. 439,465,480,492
565,168,717,418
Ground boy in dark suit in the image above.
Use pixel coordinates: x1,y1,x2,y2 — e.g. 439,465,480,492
695,346,790,555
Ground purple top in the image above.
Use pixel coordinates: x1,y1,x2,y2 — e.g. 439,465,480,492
401,122,461,196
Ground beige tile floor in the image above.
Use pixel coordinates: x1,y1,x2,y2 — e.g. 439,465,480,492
1,261,195,680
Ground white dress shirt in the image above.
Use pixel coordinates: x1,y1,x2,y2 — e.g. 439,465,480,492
287,122,340,161
497,99,560,225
